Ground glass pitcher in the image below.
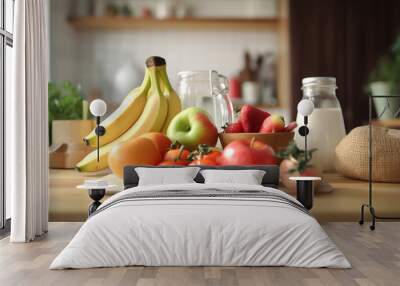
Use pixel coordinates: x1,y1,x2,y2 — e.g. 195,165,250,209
294,77,346,172
178,71,234,132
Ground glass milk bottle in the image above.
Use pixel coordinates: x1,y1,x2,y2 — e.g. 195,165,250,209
295,77,346,172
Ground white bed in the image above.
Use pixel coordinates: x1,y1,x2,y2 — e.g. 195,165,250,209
50,179,350,269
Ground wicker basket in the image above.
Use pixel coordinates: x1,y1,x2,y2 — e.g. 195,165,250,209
335,126,400,182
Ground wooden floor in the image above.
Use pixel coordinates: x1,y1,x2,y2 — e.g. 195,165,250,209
49,169,400,222
1,222,400,286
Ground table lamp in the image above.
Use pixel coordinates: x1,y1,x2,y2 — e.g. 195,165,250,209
289,99,321,210
297,99,314,161
89,99,107,162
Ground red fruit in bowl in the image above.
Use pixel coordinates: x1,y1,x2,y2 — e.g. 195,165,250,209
283,121,297,132
218,138,277,165
223,121,244,133
240,105,270,132
260,115,285,133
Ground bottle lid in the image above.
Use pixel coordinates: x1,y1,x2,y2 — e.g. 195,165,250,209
302,77,337,88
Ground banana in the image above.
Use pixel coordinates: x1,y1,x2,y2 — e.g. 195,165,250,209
159,65,182,134
76,63,168,172
83,71,150,148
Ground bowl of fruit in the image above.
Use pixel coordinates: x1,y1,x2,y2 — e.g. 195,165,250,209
219,105,297,152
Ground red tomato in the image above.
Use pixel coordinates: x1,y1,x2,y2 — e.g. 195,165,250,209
164,147,190,162
158,161,189,166
202,150,222,162
189,157,218,166
191,145,222,163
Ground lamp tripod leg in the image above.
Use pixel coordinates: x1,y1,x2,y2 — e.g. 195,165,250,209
370,206,376,231
359,204,367,225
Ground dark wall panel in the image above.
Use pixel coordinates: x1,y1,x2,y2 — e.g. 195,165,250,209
289,0,400,130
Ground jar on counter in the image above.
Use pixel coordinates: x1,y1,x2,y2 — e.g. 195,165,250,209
294,77,346,172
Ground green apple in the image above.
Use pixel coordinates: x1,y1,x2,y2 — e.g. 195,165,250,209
167,107,218,150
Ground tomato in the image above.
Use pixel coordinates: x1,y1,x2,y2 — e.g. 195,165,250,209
202,150,222,162
158,161,189,166
163,146,190,163
189,144,222,165
189,157,218,166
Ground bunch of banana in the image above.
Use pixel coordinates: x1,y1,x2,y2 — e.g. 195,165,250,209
159,65,182,133
77,56,181,172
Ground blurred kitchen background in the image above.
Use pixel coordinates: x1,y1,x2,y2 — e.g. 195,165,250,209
49,0,400,129
49,0,288,118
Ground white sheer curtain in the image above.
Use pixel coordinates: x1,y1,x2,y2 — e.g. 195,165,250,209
9,0,49,242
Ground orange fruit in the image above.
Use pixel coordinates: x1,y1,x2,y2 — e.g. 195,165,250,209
142,132,172,157
108,137,162,178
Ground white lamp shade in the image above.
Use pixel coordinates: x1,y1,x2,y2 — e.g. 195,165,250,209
90,99,107,117
297,99,314,116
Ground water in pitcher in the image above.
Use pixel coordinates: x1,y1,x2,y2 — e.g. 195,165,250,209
295,108,346,172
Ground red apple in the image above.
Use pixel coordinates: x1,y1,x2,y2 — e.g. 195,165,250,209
260,115,285,133
240,105,270,132
218,139,277,165
283,121,297,132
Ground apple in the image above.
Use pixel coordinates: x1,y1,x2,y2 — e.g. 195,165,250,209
240,105,270,132
218,139,277,165
260,115,285,133
167,107,218,150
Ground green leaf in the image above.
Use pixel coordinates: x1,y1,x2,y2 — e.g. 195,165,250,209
48,81,85,144
278,141,318,173
367,34,400,93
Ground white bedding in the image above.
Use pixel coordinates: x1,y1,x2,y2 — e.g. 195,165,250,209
50,183,350,269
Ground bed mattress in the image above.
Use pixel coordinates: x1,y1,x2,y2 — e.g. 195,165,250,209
50,183,350,269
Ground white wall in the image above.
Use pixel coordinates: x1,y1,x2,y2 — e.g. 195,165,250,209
50,0,279,104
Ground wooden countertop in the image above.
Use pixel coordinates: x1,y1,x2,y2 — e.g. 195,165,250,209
49,169,400,222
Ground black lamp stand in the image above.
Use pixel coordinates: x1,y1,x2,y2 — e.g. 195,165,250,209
359,95,400,231
295,115,315,210
298,115,310,160
296,180,314,210
95,116,106,162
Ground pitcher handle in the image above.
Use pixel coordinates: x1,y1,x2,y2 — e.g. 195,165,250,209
217,74,229,94
217,74,234,124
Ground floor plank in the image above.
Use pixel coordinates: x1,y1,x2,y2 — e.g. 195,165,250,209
1,222,400,286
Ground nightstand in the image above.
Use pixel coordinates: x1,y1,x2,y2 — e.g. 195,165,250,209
77,180,117,216
289,177,321,210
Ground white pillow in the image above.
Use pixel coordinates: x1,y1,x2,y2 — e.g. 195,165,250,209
135,167,201,186
200,169,266,185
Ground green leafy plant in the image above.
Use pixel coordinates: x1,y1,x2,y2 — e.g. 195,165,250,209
367,34,400,93
276,141,317,174
48,81,84,144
